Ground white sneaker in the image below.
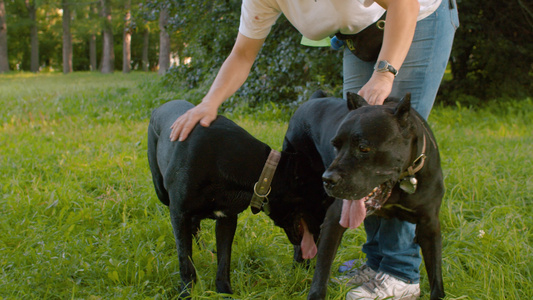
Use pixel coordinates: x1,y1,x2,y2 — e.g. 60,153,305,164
346,271,420,300
332,264,378,286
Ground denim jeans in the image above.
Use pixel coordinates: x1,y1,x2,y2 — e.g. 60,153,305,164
342,0,459,283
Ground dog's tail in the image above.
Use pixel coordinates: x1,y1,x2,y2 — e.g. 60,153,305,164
147,120,170,206
310,90,328,99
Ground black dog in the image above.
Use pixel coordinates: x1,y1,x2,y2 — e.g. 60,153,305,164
147,100,329,297
283,91,445,299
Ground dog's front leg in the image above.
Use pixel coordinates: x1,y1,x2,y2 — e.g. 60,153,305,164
416,215,445,300
169,208,196,298
308,199,346,300
215,215,238,294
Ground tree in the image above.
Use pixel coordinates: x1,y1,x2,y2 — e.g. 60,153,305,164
136,1,161,72
0,0,8,72
442,0,533,101
89,3,98,71
100,0,113,73
141,28,149,71
158,5,170,75
62,0,72,74
122,0,131,73
25,0,39,72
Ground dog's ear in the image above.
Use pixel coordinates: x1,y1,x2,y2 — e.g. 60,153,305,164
347,92,368,110
394,93,412,125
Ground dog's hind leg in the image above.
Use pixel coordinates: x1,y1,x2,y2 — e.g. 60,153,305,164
215,215,238,294
416,215,445,300
168,200,196,297
309,200,346,300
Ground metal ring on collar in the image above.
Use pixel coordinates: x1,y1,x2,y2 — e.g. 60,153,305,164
376,20,385,30
253,182,271,198
413,153,427,167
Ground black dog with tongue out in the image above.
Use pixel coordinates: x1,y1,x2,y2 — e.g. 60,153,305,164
147,100,330,298
283,91,445,300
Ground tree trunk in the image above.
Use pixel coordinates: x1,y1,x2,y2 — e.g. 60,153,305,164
158,7,170,75
90,34,97,71
142,29,149,72
62,0,72,74
100,0,114,74
26,0,39,72
0,0,9,73
122,0,131,73
89,4,97,71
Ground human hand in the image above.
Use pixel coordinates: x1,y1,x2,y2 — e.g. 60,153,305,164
357,71,395,105
169,102,218,142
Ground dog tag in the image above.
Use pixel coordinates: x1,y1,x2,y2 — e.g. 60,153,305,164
262,200,271,215
399,176,417,194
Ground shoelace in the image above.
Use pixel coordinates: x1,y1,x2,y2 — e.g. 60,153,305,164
362,272,388,293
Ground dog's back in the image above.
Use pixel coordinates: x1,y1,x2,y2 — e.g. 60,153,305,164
284,93,348,172
148,100,269,211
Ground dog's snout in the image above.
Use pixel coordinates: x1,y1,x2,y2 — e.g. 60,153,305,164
322,171,341,189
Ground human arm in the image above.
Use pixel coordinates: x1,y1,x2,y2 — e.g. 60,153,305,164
358,0,420,105
169,33,266,142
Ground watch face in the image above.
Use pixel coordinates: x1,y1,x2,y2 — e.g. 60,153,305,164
377,61,387,69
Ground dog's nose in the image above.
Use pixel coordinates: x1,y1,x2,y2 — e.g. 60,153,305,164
322,171,341,189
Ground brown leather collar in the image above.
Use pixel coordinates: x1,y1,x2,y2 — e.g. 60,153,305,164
398,115,437,181
398,134,427,180
250,149,281,215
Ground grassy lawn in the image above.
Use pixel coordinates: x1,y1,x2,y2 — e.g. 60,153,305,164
0,72,531,299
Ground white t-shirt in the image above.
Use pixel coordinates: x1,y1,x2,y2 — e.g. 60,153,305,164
239,0,442,41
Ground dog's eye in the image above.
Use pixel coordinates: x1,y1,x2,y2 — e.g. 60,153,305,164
358,145,371,153
331,139,341,150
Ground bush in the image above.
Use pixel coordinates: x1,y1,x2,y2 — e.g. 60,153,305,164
162,0,343,113
440,0,533,103
164,0,533,109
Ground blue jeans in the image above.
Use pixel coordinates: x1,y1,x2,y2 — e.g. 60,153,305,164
342,0,458,283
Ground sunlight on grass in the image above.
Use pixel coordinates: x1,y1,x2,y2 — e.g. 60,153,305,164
0,72,531,299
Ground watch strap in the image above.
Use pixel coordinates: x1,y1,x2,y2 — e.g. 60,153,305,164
375,60,398,76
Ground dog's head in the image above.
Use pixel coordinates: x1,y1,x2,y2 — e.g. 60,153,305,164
322,92,416,204
267,152,333,260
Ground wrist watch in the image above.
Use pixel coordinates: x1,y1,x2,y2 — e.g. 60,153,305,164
374,60,398,77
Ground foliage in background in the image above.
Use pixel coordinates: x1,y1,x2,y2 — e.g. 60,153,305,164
441,0,533,104
161,0,343,109
1,72,532,299
162,0,532,107
3,0,36,70
2,0,531,99
3,0,160,72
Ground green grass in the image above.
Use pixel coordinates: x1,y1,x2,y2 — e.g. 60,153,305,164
0,72,531,299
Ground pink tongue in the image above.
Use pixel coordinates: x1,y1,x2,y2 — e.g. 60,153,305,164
300,220,317,259
339,198,366,229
